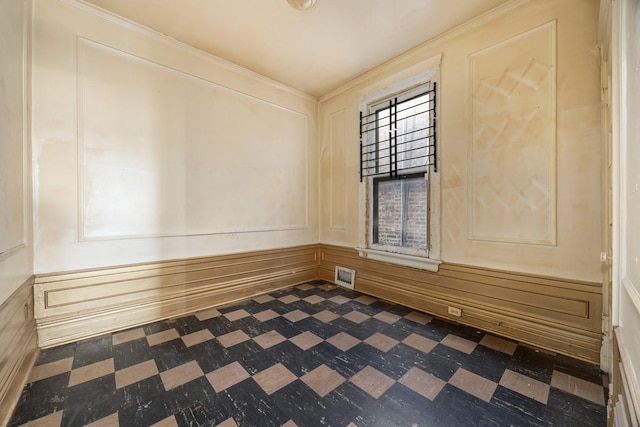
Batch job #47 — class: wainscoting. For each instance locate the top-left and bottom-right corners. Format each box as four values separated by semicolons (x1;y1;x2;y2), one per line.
33;243;603;360
318;244;603;364
34;245;319;349
0;277;38;427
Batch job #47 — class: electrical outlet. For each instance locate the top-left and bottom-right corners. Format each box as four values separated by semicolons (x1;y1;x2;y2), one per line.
448;306;462;317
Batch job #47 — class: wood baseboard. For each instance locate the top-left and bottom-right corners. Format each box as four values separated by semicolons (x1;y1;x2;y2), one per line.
319;244;603;363
0;277;39;426
35;245;319;348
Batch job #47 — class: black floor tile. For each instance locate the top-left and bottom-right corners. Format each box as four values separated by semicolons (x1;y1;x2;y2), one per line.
35;342;76;366
544;388;607;427
112;337;153;370
62;374;119;427
71;335;113;368
8;373;70;427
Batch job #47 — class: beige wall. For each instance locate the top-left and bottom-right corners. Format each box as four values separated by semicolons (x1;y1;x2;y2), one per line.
0;0;32;304
319;0;603;283
31;0;318;273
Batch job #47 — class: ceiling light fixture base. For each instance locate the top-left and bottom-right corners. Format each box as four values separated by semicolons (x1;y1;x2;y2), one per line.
287;0;318;11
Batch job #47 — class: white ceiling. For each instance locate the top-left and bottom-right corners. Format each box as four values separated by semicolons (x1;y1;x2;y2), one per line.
83;0;510;97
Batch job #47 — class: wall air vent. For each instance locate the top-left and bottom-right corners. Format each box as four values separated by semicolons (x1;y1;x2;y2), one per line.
334;266;356;289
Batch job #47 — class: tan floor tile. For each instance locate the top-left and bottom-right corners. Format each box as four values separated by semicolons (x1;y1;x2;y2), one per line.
404;311;432;325
440;334;477;354
253;363;297;395
402;333;438;354
253;294;275;304
253;309;280;322
115;359;159;389
68;358;115;387
373;311;401;324
283;309;310;322
350;366;395;399
25;411;64;427
499;369;550;404
160;361;204;391
195;307;221;321
146;329;180;347
326;332;361;352
278;295;300;304
551;370;605;405
29;357;74;383
480;334;518;355
216;418;238;427
281;421;298;427
296;284;315;291
112;328;145;346
303;295;325;304
318;284;336;291
223;309;251;322
290;331;323;350
398;367;447;401
328;295;351;305
253;330;287;349
364;333;399;352
449;368;497;402
150;416;179;427
301;364;346;397
354;295;377;305
346;424;358;427
181;329;215;347
85;412;119;427
343;311;370;324
313;310;339;323
206;361;251;392
217;330;251;348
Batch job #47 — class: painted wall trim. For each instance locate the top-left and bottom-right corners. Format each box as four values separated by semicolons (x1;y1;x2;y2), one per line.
57;0;318;102
356;247;441;272
319;244;603;363
0;276;38;427
34;245;319;348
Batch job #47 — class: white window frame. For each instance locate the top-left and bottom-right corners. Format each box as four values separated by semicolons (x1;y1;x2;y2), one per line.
356;58;441;272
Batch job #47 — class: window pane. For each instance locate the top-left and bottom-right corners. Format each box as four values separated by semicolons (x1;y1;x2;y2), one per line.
404;177;428;250
396;94;430;172
374;176;427;250
376;180;403;246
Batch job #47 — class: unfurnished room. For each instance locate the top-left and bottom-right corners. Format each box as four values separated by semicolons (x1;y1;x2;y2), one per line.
0;0;639;426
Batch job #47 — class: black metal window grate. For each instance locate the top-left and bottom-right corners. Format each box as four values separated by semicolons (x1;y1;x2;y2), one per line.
359;82;437;182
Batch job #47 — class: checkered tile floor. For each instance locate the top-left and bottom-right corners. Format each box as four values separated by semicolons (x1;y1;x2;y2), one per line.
9;281;608;426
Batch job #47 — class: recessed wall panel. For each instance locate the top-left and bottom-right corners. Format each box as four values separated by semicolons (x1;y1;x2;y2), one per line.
0;0;26;257
78;39;309;240
469;22;556;245
329;110;347;230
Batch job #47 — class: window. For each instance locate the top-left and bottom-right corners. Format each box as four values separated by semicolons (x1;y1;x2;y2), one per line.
357;79;441;271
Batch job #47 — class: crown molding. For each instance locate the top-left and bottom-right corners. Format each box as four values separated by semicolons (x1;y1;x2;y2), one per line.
55;0;318;102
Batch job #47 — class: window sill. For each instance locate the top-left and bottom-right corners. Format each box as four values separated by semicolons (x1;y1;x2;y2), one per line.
356;247;441;272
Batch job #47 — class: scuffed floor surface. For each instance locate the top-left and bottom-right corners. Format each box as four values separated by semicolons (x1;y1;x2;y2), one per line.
9;280;608;426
